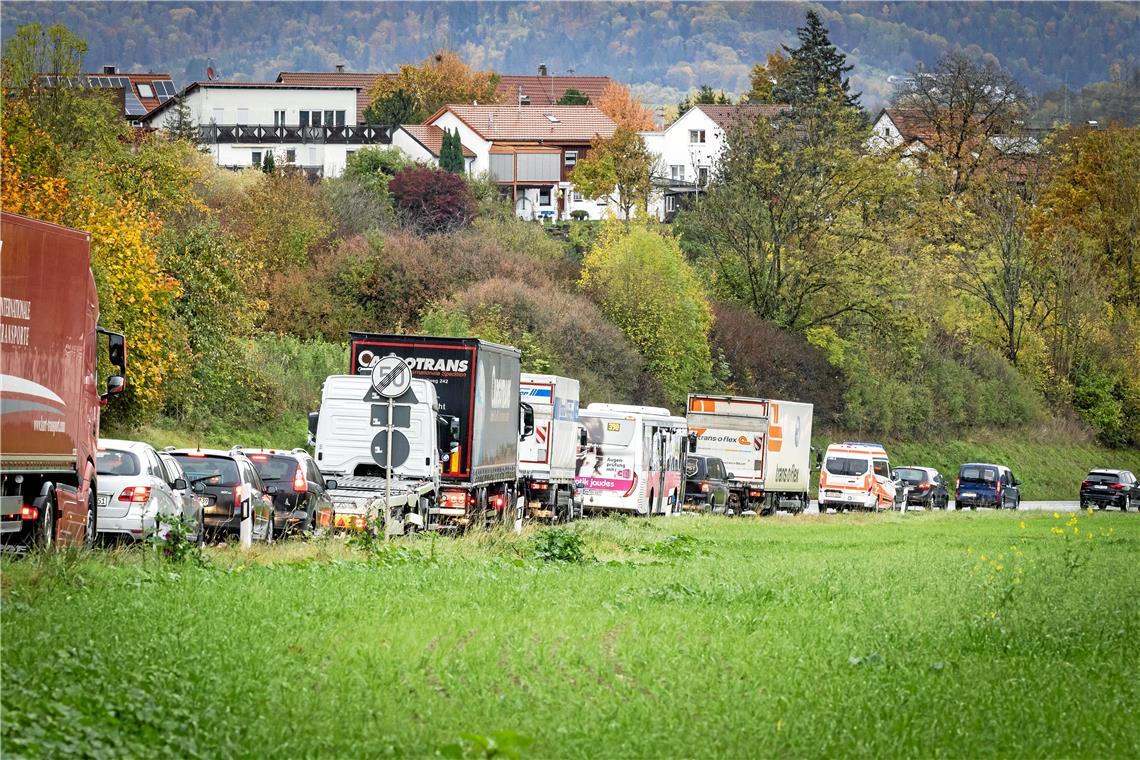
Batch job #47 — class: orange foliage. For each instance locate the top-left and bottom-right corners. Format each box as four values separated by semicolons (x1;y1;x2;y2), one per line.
595;81;657;131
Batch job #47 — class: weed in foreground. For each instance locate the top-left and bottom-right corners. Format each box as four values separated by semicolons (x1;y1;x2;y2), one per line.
439;730;534;759
530;527;586;563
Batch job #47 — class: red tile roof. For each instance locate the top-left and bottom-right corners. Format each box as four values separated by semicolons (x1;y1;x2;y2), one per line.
401;124;475;157
497;75;614;106
694;104;790;130
429;105;616;142
879;108;940;146
276;71;383;122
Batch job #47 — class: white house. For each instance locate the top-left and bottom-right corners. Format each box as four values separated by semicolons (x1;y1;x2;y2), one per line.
142;81;395;178
643;104;788;220
424;104;619;220
390;125;476;171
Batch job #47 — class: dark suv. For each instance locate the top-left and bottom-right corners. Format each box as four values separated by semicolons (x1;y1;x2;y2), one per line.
1080;470;1138;511
956;463;1021;510
893;466;950;510
245;448;333;533
684;456;733;513
171;449;275;542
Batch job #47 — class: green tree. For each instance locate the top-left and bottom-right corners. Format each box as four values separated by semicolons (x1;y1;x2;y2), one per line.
746;52;793;104
365;51;500;126
261;149;276;174
363;88;417;125
580;225;714;403
556;88;589;105
677;84;731;116
343;146;414;199
166;94;199;143
569;128;654;220
773;10;859;108
439;128;464;173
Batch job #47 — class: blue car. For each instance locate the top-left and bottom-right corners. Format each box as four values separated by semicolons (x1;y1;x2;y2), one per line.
955;463;1021;510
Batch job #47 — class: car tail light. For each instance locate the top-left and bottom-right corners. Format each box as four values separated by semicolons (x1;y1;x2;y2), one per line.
491;494;505;509
233;484;243;505
700;482;710;493
917;482;931;490
293;466;308;492
749;490;763;498
1080;480;1092;488
187;451;206;457
21;506;38;521
997;481;1002;496
1110;483;1126;491
622;472;640;498
117;486;152;503
530;482;548;491
354;517;366;530
441;490;470;508
956;478;960;491
250;454;269;461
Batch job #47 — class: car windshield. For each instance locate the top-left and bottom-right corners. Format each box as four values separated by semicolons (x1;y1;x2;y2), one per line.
173;455;240;487
960;466;997;483
1085;472;1121;484
825;457;868;477
249;454;296;482
894;467;927;484
97;449;140;476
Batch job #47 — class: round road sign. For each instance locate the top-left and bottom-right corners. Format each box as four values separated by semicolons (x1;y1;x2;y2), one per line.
370;355;413;398
371;429;410;469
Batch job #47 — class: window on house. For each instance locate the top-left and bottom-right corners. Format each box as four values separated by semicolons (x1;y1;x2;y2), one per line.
299;111;309;127
311;111;322;127
665;195;676;213
564;150;577;168
335;110;346;127
544;114;560;123
308;146;317;165
572;191;583;202
324;110;334;127
286;148;296;163
670;165;684;181
236;108;249;125
211;107;224;124
251;151;262;166
136;83;154;99
698;167;709;186
538;187;552;206
689;129;706;144
274;110;286;126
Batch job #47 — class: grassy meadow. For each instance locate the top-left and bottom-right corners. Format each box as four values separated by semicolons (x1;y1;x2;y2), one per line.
3;512;1137;758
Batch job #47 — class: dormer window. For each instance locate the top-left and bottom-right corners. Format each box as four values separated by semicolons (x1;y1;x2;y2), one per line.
544;114;560;123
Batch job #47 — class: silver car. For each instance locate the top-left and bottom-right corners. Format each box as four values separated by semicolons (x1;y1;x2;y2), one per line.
96;439;185;541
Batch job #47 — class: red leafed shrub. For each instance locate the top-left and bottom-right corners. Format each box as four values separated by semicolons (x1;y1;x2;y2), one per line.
388;166;476;233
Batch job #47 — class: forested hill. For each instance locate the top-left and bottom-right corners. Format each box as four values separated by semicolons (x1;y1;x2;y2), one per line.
3;1;1136;109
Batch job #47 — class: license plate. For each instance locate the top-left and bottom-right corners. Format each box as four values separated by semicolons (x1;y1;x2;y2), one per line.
197;496;211;507
1095;485;1108;490
960;492;975;498
97;495;110;507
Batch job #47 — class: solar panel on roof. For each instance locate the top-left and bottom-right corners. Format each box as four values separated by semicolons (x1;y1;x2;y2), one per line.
125;93;146;115
157;81;176;96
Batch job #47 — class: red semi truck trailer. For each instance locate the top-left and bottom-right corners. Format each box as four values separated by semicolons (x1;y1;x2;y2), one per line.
0;212;126;549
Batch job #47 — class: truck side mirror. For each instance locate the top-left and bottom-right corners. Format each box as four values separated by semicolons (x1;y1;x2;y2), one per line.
324;479;338;491
578;427;588;448
815;450;823;469
307;411;319;438
686;432;698;452
521;403;535;439
101;375;125;402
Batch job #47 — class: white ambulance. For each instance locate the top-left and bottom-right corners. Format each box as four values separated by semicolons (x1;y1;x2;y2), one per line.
518;373;580;521
575;403;687;516
817;442;897;512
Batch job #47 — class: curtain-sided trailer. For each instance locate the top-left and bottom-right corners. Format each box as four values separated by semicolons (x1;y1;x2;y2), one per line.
518;373;580;522
686;394;813;514
575;403;686;516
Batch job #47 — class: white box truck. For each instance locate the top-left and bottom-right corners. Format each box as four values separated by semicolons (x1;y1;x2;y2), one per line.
518;373;581;522
686;394;814;514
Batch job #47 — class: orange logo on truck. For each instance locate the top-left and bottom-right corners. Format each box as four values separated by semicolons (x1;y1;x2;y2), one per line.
767;403;783;453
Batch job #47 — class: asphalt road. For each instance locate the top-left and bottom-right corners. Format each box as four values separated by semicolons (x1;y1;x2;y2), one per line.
799;499;1104;515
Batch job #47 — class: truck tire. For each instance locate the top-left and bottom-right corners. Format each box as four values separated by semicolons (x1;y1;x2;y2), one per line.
34;488;55;549
84;486;97;549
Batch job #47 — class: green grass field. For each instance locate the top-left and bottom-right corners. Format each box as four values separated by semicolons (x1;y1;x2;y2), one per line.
3;511;1138;758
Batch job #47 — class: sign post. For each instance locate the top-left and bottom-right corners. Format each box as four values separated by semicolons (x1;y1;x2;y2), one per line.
370;355;413;538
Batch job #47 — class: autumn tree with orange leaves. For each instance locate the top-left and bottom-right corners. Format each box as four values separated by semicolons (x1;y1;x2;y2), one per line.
595;81;657;131
365;50;501;125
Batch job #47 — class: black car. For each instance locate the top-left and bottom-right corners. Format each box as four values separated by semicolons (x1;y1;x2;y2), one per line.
171;449;274;542
893;466;950;509
246;448;333;533
684;456;733;513
1080;469;1139;511
956;463;1021;510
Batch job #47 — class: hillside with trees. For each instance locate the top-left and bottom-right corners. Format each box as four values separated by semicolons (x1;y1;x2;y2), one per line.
3;18;1138;453
2;2;1137;114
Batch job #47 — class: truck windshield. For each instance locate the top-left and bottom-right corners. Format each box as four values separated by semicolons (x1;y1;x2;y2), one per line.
97;449;140;476
173;455;240;487
960;466;997;483
825;457;868;477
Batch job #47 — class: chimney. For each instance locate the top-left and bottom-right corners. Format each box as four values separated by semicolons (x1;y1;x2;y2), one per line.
103;65;117;75
335;64;345;74
538;63;548;77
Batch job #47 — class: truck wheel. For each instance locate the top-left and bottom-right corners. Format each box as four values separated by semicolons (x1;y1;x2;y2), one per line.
34;489;55;549
84;487;97;549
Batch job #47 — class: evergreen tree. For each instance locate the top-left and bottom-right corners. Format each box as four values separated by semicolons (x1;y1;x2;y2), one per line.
556;87;590;105
167;94;199;143
677;84;732;116
773;10;860;108
261;150;276;174
439;128;464;173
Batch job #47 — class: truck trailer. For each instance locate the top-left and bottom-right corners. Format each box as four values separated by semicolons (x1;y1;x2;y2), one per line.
336;333;524;530
686;394;813;514
518;373;581;522
0;212;126;549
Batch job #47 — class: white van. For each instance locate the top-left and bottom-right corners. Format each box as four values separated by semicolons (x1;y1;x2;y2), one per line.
817;442;896;511
575;403;687;515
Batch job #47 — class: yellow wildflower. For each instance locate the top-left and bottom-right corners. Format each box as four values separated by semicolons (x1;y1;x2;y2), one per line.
1053;512;1061;519
1020;521;1025;529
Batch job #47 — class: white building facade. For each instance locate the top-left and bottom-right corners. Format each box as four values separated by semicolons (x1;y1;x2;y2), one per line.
143;82;395;178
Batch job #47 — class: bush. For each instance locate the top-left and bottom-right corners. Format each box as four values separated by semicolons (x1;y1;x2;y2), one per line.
343;146;414;200
531;527;586;563
570;210;589;221
389;166;476;234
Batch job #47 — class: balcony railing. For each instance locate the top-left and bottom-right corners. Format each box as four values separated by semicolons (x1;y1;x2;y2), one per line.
197;124;394;145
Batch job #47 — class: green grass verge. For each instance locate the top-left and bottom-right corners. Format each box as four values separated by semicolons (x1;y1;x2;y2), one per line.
3;512;1138;757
